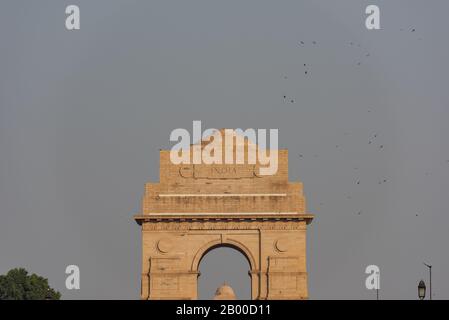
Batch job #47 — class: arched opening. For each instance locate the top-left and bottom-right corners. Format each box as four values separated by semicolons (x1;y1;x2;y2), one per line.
197;244;251;300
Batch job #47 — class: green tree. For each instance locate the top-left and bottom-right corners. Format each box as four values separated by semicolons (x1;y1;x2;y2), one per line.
0;268;61;300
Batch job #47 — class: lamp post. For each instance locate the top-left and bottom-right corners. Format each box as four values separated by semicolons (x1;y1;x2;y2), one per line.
418;280;426;300
423;262;432;300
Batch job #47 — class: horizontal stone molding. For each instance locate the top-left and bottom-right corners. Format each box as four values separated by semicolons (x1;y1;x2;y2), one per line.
139;219;310;231
157;193;287;197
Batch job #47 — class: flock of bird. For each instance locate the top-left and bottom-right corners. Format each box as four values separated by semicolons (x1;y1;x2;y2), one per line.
281;27;447;218
283;36;372;104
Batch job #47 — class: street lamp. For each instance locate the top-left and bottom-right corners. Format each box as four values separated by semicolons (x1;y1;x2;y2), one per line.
423;262;432;300
418;280;426;300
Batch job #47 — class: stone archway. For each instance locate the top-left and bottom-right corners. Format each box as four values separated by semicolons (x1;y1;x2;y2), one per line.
192;239;258;299
196;244;252;300
192;240;256;274
134;130;314;300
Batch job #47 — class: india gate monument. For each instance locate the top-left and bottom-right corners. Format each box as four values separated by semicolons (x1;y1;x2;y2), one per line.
134;129;314;299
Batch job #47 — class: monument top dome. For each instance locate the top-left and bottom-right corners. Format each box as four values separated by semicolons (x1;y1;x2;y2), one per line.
213;282;236;300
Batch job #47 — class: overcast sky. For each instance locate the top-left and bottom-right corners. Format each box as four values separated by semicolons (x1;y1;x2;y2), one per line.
1;0;448;299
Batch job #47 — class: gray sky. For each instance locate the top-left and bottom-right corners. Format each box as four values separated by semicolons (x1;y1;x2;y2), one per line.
1;0;449;299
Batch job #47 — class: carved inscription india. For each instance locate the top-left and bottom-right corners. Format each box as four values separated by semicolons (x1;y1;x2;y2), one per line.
179;165;258;179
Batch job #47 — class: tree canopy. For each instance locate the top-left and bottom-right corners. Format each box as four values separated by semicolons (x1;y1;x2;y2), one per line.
0;268;61;300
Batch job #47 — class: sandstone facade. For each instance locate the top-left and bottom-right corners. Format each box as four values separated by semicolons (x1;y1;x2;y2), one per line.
134;130;313;299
